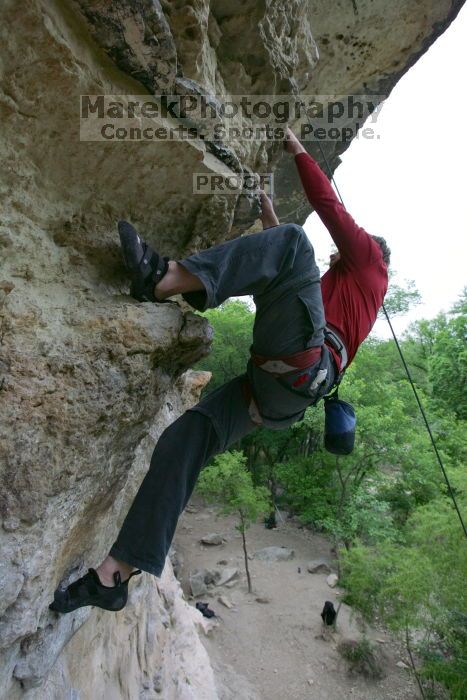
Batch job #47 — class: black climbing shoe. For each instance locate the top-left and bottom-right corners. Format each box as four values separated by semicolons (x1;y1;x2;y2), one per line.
49;567;142;614
118;220;169;302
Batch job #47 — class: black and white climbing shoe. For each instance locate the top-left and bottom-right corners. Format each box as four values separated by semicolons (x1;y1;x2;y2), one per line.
118;220;169;302
49;567;142;614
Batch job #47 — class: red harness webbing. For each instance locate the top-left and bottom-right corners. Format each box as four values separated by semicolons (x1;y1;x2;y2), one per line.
250;346;322;376
243;345;323;426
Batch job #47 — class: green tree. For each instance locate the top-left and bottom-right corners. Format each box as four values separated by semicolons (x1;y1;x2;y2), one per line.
341;485;467;699
381;275;422;317
197;451;270;593
196;300;253;392
402;288;467;419
428;290;467;420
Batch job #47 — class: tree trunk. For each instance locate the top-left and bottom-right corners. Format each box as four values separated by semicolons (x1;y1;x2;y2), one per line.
335;458;351;551
239;511;253;593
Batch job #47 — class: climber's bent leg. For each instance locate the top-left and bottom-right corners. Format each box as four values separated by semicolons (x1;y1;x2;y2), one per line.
154;260;205;300
179;223;316;311
108;375;257;576
119;220;317;312
118;220;207;302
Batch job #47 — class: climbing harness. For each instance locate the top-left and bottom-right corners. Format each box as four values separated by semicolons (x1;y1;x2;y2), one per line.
243;344;329;426
251;346;322;375
324;325;348;372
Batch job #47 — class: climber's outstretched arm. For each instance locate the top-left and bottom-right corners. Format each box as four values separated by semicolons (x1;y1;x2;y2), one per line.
285;128;375;267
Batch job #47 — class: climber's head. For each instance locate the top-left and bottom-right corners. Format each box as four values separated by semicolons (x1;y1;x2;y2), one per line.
329;238;391;267
371;235;391;266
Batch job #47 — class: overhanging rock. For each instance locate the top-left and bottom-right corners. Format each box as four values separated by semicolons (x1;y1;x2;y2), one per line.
0;0;464;697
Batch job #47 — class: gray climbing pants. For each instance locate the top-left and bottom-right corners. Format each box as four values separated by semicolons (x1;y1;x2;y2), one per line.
109;224;336;575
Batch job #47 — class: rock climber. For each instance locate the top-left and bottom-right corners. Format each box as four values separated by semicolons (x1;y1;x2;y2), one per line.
49;127;390;613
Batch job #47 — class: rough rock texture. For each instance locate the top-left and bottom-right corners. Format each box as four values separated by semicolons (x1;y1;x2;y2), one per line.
0;0;464;697
12;564;219;700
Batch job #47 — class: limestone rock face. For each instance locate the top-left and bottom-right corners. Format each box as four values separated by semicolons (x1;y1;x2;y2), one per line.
0;0;463;697
11;565;219;700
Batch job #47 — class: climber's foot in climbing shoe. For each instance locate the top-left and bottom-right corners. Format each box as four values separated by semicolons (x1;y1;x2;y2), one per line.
49;567;142;614
118;220;169;302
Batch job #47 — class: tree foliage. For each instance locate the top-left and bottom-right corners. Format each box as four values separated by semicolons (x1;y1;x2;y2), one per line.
195;300;253;393
380;275;422;317
193;286;466;695
341;489;467;699
197;450;270;592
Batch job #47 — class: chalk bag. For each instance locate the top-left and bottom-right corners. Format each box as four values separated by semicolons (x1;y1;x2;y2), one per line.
324;391;356;455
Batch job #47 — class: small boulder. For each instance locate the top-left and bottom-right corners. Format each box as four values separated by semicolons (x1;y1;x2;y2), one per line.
326;573;338;588
254;546;295;562
218;595;233;609
213;567;239;587
307;559;332;574
189;570;208;597
224;579;239;588
189;568;216;597
200;533;224;546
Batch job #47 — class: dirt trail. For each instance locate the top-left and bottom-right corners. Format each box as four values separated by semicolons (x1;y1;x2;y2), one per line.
174;498;418;700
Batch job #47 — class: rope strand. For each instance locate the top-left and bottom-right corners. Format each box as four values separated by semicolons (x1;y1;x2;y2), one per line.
382;306;467;537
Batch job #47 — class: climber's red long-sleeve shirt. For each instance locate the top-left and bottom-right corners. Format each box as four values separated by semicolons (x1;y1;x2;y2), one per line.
295;152;388;370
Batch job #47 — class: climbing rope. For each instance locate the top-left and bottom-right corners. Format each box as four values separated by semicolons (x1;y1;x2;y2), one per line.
381;305;467;537
310;133;466;538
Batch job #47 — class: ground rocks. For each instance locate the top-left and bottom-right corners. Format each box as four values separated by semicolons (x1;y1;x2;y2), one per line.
190;569;212;597
218;596;233;609
254;546;295;562
214;568;239;587
307;559;333;574
189;567;239;596
201;533;225;546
